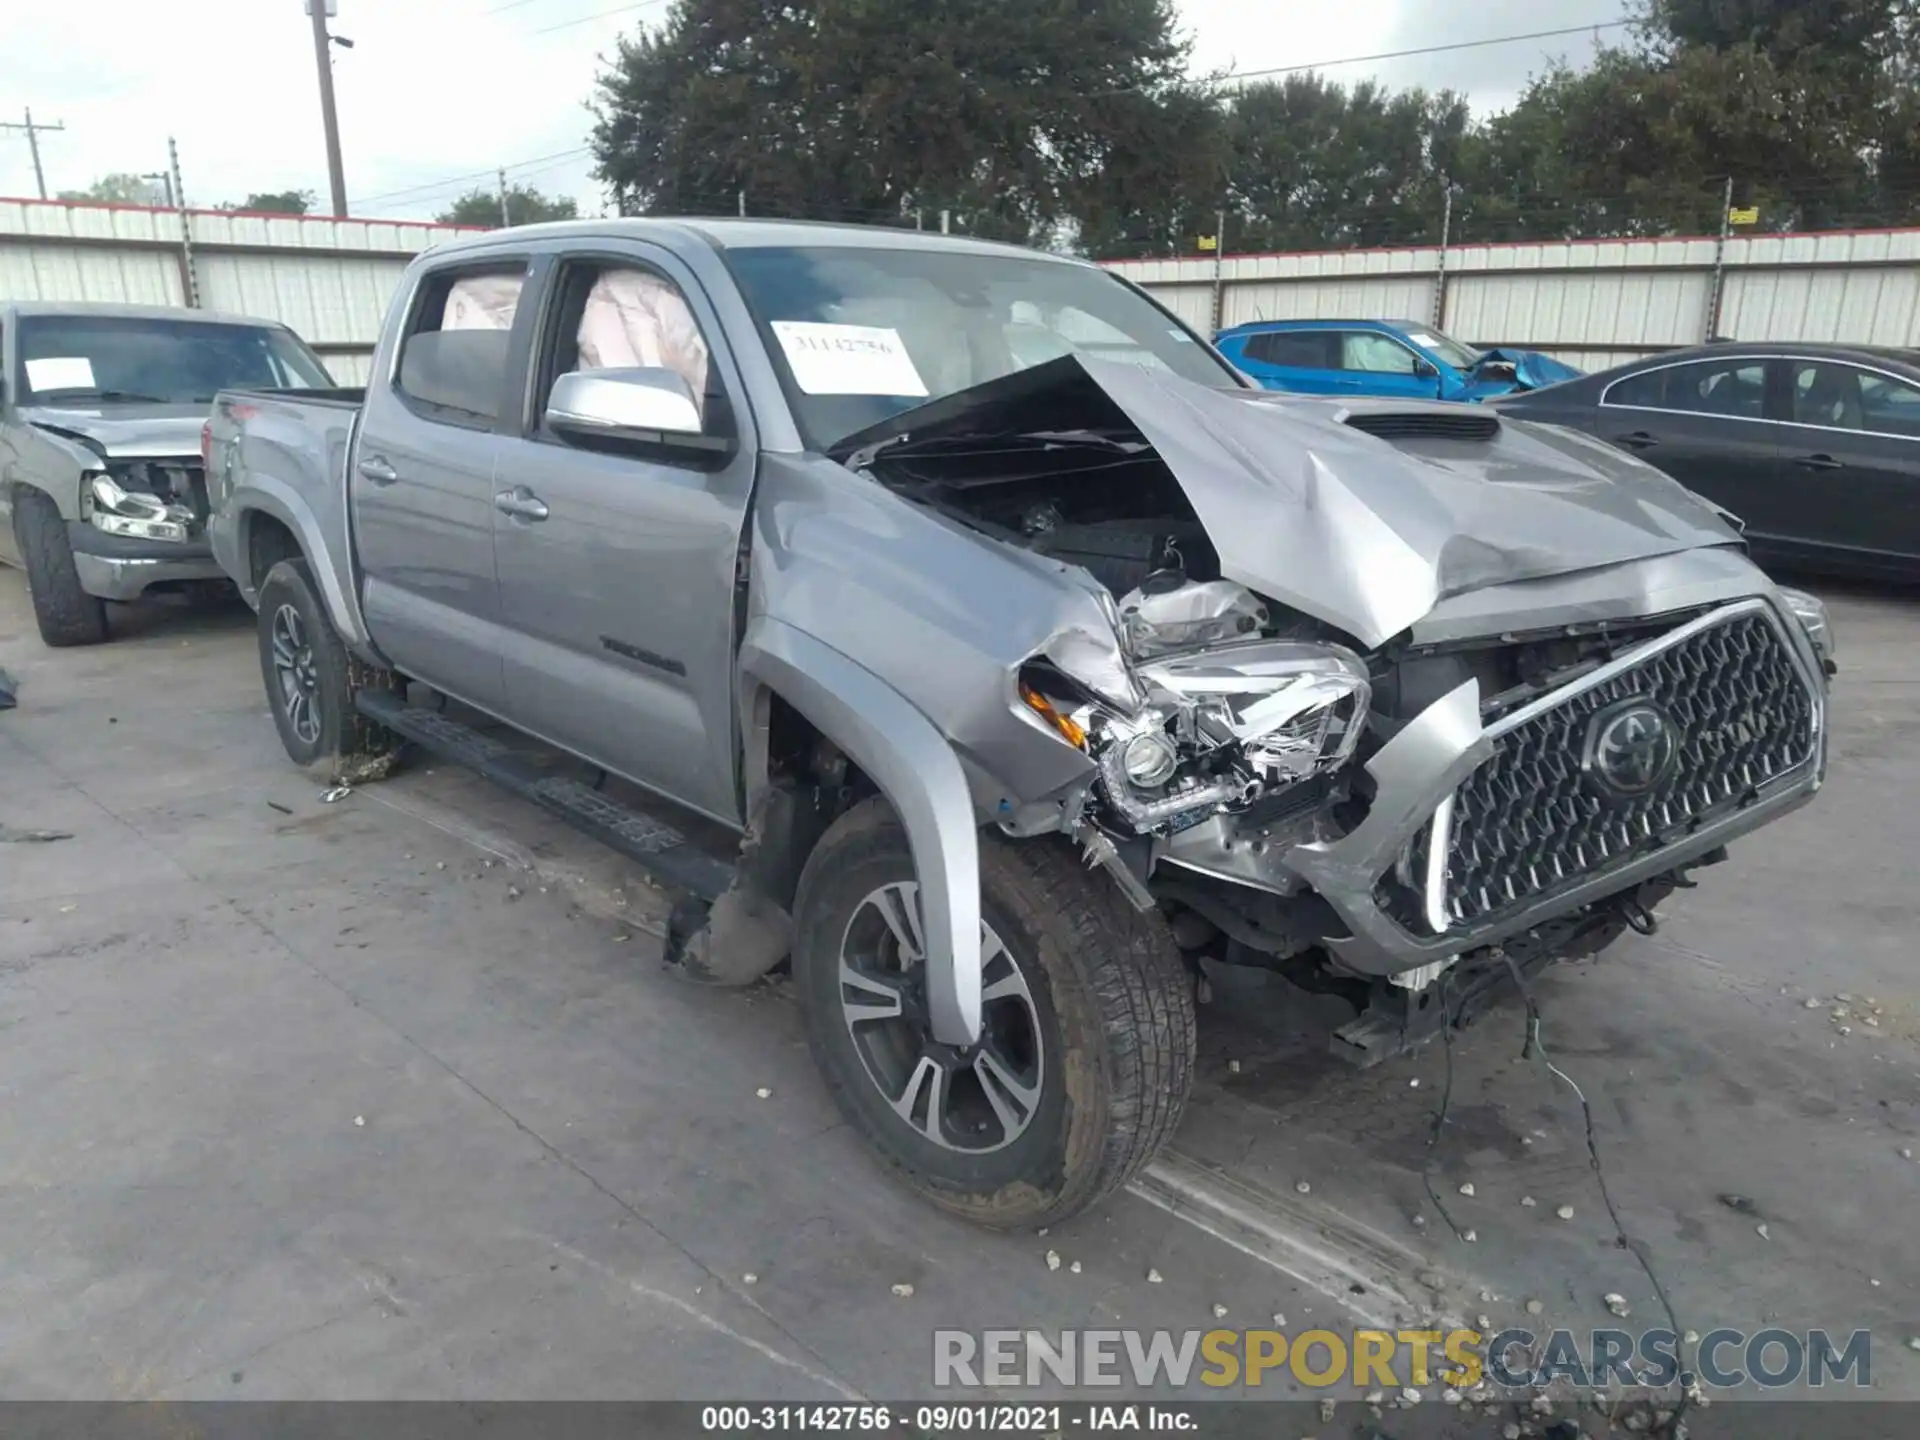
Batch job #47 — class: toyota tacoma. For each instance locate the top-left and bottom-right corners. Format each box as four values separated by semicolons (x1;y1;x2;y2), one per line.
204;220;1832;1227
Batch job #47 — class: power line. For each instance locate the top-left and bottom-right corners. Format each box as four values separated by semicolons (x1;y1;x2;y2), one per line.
531;0;666;35
1212;18;1633;85
487;0;545;11
350;146;591;208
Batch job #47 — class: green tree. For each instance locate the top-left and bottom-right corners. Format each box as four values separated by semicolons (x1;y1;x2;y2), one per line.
57;173;165;205
223;189;317;215
436;185;579;227
592;0;1199;246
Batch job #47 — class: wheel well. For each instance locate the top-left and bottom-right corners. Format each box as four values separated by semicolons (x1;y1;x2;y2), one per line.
245;512;304;594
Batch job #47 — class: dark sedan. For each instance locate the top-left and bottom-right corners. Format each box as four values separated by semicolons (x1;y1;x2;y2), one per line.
1494;342;1920;581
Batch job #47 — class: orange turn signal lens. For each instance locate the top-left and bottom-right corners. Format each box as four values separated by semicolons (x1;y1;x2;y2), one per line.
1021;683;1087;749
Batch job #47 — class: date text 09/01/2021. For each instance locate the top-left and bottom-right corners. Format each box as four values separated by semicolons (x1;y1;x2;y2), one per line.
701;1405;1198;1432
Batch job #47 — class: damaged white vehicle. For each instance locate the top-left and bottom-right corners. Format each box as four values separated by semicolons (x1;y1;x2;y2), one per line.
205;221;1833;1227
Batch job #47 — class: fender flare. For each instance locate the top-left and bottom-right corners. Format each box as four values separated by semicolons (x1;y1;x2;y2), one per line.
232;480;373;654
738;616;983;1046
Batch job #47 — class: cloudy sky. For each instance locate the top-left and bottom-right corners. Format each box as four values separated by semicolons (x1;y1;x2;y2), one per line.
0;0;1626;223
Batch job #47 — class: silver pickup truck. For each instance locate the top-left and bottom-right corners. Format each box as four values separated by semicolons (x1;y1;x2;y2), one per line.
1;301;337;645
206;219;1833;1227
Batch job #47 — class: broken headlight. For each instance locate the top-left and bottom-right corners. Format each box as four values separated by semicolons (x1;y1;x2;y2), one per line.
80;471;193;543
1776;586;1835;666
1091;640;1372;836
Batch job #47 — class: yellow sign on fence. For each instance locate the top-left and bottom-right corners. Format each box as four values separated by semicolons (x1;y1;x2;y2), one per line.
1729;206;1760;225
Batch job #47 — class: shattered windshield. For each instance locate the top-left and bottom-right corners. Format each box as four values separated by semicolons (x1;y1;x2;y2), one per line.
722;245;1239;449
15;315;333;405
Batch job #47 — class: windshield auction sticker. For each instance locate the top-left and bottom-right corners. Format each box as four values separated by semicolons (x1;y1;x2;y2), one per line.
772;321;929;397
25;356;96;392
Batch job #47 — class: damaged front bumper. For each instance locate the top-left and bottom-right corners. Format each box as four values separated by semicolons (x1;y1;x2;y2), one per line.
1281;597;1828;978
67;522;225;601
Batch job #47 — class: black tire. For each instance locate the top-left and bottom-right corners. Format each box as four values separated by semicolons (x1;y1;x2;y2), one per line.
793;797;1195;1229
12;490;108;647
256;558;389;772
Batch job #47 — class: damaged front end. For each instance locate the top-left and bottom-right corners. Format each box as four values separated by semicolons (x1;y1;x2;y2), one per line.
835;355;1830;1063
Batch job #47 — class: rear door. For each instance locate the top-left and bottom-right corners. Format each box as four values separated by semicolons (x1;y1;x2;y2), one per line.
1230;329;1342;393
489;244;758;826
1332;329;1444;400
1768;357;1920;571
1594;356;1782;533
352;258;532;710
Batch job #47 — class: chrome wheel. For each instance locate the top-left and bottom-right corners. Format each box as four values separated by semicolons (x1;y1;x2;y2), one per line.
837;882;1045;1154
269;603;322;747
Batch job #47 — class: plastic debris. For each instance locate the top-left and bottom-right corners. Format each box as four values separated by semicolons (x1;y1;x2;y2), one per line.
1212;1303;1228;1318
1227;1059;1242;1075
1756;1223;1771;1240
743;1273;758;1285
891;1283;914;1298
1070;1261;1082;1274
1275;1313;1288;1327
1803;997;1824;1009
1526;1299;1545;1316
1046;1250;1062;1272
1296;1180;1312;1195
755;1087;772;1099
1463;1229;1479;1243
1556;1204;1576;1220
1458;1182;1476;1197
1604;1293;1631;1318
1147;1268;1163;1284
1319;1398;1336;1423
353;1116;365;1127
320;785;352;804
1521;1195;1538;1207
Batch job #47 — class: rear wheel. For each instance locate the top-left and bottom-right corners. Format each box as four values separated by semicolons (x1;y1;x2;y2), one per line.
793;798;1195;1228
13;490;107;647
256;558;389;773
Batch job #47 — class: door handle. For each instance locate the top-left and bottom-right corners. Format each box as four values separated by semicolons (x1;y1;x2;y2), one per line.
1793;453;1843;471
1613;431;1659;450
357;455;399;485
494;489;549;522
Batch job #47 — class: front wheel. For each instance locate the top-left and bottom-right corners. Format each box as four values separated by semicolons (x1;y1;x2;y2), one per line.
13;490;107;647
793;799;1196;1228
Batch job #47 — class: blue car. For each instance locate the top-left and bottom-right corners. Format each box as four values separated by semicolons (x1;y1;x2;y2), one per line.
1215;318;1583;402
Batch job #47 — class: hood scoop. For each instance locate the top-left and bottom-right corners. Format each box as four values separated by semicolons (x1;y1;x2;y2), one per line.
1342;409;1500;442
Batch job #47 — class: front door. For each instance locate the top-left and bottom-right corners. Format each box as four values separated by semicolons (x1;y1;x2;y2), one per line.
490;247;757;826
1767;357;1920;572
351;261;532;711
1332;330;1444;401
1593;355;1782;535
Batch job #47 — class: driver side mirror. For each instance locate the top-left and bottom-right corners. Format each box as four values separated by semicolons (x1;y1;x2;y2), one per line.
1412;358;1439;379
545;367;733;465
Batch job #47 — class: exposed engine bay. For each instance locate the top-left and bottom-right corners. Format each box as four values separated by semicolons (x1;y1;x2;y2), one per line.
847;417;1376;859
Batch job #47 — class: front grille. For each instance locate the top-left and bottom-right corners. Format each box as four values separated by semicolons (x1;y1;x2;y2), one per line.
1430;608;1818;928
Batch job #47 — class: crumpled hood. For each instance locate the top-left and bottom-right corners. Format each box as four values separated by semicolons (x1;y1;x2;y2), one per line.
837;356;1744;650
21;403;210;460
1077;358;1744;646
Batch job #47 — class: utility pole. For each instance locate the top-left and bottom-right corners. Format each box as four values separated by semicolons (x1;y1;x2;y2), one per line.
1209;206;1227;335
0;108;64;199
307;0;349;217
169;136;200;308
1704;175;1736;342
1431;181;1454;331
498;166;511;227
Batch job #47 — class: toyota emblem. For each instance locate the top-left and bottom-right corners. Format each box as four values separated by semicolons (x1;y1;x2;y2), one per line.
1583;698;1679;800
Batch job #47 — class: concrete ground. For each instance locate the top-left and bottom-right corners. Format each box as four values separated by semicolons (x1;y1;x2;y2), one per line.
1;568;1917;1426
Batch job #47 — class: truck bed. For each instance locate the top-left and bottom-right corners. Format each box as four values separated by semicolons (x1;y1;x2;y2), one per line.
206;386;366;631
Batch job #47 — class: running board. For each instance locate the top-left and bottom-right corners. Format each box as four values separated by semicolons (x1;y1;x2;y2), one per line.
354;690;735;902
